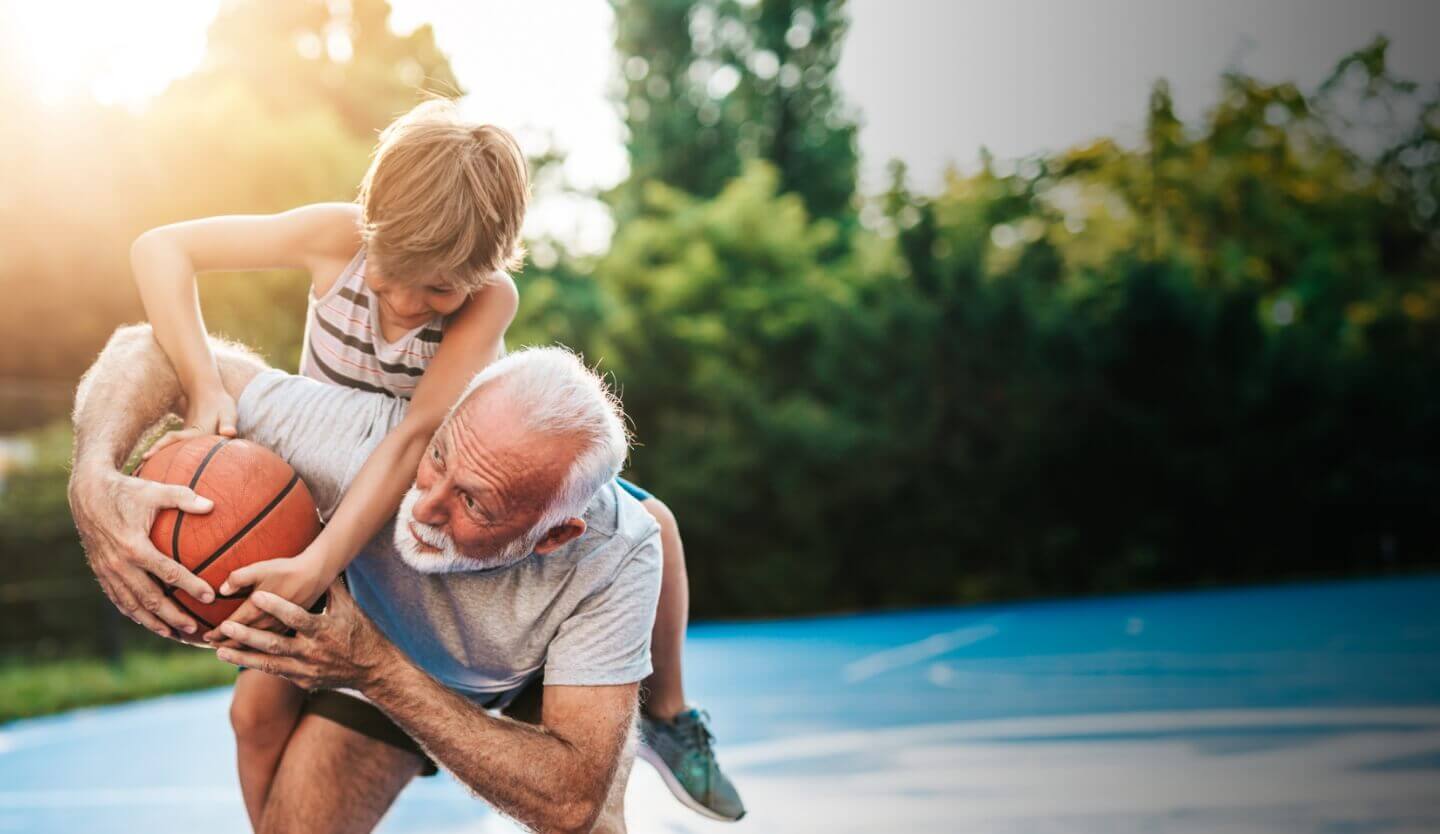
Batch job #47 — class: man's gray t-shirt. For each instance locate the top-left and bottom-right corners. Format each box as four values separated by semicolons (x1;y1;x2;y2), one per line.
235;369;662;705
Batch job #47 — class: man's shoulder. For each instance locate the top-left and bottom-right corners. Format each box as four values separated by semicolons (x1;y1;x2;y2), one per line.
564;481;662;579
578;480;659;546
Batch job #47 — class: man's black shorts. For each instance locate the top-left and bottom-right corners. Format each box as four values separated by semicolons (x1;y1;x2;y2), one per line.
297;673;546;778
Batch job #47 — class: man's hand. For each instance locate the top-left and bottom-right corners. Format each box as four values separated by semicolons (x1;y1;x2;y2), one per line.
68;467;217;639
214;582;395;691
203;552;335;646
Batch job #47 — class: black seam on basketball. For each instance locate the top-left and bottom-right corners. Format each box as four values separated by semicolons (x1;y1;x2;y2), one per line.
170;438;231;566
171;595;216;631
189;473;302;578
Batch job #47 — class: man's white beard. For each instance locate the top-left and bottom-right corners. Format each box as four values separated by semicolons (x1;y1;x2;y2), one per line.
392;487;537;574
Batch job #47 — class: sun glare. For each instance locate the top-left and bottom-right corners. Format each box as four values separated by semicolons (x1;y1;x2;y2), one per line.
4;0;219;107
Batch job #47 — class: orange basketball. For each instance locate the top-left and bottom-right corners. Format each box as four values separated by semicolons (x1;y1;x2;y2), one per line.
135;435;322;630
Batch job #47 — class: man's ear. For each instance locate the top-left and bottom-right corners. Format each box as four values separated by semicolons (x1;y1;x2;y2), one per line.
533;518;586;555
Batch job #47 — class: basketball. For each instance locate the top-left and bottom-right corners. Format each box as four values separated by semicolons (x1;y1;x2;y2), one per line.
135;434;322;630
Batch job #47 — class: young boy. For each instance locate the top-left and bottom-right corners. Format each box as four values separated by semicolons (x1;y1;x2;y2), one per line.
131;99;743;824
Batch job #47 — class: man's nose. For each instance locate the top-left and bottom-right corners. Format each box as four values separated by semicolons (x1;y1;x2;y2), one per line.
411;486;448;525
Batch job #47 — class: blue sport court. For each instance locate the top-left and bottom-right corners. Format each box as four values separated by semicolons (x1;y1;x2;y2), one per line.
2;574;1438;833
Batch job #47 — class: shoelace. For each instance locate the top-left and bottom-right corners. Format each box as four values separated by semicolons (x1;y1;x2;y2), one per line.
680;709;717;759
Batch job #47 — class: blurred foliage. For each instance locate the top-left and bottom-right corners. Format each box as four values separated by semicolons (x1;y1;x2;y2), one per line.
609;0;858;224
0;648;236;723
173;0;461;137
572;33;1440;615
1;0;1438;665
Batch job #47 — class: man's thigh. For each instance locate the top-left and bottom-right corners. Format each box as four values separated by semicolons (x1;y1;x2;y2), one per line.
260;711;424;834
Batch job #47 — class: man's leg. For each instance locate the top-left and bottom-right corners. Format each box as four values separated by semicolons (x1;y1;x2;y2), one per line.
231;671;307;828
259;711;423;834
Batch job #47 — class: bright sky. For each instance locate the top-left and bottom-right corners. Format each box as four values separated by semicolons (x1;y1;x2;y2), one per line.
4;0;1437;248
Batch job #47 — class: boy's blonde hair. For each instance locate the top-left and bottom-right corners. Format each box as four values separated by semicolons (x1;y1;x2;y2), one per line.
358;99;529;292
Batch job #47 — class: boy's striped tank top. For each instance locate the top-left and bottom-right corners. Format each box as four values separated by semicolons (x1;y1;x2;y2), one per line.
299;249;445;399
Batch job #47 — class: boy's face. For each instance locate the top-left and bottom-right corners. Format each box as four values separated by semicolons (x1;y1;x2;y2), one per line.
365;266;468;325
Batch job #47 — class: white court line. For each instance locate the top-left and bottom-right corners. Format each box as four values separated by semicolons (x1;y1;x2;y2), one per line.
842;619;1001;683
5;707;1440;828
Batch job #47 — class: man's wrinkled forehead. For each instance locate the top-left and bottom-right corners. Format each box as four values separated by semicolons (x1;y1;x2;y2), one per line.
442;372;502;433
433;386;578;502
440;378;508;445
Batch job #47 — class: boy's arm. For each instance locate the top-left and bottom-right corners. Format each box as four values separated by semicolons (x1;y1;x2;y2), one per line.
207;276;520;641
131;204;361;438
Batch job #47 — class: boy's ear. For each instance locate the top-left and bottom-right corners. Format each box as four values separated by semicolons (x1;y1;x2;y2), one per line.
533;518;587;554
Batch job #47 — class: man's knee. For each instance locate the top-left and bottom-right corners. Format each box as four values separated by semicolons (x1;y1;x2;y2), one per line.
230;693;291;749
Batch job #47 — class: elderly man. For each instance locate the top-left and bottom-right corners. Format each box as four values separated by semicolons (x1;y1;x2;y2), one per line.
67;324;662;834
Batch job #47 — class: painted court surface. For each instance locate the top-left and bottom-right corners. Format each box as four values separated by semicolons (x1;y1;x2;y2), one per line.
2;575;1439;833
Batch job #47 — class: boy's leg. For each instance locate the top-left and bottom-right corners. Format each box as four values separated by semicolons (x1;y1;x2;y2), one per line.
625;489;745;822
640;496;689;720
231;670;307;829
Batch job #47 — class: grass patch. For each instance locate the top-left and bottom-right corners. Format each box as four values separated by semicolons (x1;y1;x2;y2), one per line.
0;648;238;724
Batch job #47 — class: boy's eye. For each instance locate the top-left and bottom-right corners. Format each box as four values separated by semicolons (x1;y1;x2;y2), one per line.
428;285;455;295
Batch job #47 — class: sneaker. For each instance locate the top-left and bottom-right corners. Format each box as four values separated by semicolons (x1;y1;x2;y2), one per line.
638;706;746;821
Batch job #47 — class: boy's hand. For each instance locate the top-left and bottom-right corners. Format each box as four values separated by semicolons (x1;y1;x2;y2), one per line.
203;551;335;646
142;387;239;460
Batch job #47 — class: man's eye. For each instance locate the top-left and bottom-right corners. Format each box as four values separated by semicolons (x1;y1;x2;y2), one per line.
430;446;443;466
462;493;477;511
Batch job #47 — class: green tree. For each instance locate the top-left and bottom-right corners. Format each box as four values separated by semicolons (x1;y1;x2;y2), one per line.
595;164;863;612
593;40;1440;616
610;0;859;223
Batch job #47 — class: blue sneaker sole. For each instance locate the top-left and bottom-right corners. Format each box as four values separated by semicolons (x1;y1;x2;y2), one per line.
636;742;745;822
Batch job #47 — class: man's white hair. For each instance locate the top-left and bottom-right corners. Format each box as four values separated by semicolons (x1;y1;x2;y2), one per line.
450;346;630;533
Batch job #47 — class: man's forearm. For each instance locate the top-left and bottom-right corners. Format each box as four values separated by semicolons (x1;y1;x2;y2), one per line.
365;660;623;833
71;325;187;476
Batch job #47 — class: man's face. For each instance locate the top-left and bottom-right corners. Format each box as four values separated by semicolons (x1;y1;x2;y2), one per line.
393;392;578;573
